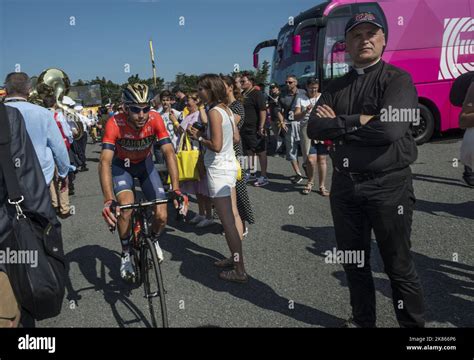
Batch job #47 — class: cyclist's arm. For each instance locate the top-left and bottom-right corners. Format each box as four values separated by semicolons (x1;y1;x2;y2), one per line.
161;143;180;191
99;118;118;202
99;148;115;202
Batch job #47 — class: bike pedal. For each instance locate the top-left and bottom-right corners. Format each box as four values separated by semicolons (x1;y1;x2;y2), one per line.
145;291;159;299
123;274;136;284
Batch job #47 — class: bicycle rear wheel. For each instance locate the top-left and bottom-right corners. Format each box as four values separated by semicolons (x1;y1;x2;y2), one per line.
142;237;169;328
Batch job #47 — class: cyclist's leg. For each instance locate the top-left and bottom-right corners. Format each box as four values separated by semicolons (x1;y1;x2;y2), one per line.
112;162;136;248
112;161;137;279
116;191;134;240
140;156;167;235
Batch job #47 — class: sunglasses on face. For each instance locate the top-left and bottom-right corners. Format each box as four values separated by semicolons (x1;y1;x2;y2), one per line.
128;105;151;114
286;81;295;84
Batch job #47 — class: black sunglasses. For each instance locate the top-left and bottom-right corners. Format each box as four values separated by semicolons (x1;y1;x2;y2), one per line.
128;105;151;114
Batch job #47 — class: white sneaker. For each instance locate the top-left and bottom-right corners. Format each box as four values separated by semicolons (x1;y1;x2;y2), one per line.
196;218;215;228
153;240;164;263
254;176;269;187
244;172;257;183
189;214;205;225
120;252;135;282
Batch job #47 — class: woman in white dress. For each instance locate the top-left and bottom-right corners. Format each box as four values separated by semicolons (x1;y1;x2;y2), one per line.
188;74;248;283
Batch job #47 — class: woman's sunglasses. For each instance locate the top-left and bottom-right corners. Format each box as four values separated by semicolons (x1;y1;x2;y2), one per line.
128;105;151;114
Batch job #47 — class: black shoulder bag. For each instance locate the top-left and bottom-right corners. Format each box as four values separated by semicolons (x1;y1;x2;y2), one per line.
0;103;66;320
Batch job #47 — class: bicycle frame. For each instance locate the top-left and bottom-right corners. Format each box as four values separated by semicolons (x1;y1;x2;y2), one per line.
118;198;169;327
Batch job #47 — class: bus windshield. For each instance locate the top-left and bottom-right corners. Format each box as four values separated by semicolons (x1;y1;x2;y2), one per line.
271;26;319;86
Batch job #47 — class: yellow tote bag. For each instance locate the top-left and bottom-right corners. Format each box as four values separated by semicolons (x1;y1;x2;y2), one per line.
236;157;243;181
168;134;200;183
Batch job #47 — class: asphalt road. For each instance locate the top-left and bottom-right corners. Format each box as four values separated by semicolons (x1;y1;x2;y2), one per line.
39;135;473;328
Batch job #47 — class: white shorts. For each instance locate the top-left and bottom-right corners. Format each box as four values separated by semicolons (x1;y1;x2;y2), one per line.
206;167;237;198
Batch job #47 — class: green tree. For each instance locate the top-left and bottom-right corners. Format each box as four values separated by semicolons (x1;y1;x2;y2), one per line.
234;60;271;87
255;60;271;85
72;79;87;86
173;73;199;92
122;74;164;95
88;76;121;105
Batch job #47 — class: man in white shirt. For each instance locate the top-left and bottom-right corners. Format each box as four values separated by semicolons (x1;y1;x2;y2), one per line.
294;77;329;196
158;91;181;150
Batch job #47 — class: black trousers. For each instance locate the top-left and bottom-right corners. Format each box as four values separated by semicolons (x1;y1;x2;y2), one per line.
71;141;83;168
77;132;88;167
463;166;474;186
330;166;425;328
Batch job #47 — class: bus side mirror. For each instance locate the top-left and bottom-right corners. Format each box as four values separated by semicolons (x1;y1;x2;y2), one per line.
253;53;259;69
292;35;301;55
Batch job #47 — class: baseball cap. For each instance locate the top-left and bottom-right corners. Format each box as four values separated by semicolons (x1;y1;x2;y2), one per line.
269;83;279;89
345;12;385;35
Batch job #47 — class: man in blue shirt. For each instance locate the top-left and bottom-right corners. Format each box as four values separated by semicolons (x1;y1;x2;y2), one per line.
3;72;70;187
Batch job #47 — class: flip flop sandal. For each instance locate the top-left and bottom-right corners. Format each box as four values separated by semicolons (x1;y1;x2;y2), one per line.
319;186;330;197
302;182;314;195
218;269;249;284
214;257;234;268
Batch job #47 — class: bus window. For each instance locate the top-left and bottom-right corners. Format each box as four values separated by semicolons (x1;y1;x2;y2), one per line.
321;6;353;80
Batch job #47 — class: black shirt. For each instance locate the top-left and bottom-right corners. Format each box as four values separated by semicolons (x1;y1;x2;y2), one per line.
307;60;418;173
267;95;280;122
242;89;266;132
450;71;474;107
279;89;305;121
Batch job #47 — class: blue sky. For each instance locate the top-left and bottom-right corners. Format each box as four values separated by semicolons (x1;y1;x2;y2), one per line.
0;0;322;84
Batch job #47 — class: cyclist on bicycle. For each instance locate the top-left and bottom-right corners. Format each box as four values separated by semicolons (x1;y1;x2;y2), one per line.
99;83;186;281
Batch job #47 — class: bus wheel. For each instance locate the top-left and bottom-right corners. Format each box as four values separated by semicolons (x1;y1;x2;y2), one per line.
411;104;435;145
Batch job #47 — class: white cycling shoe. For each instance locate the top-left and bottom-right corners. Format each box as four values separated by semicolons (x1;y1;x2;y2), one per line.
120;252;135;282
153;240;164;263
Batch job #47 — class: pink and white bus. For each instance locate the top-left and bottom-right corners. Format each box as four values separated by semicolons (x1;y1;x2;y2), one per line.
253;0;473;144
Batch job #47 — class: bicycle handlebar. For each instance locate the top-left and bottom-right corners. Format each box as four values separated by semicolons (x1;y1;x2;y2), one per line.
108;193;186;233
118;198;170;210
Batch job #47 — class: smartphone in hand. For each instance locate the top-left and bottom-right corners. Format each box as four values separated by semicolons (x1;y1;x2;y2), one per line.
192;122;205;131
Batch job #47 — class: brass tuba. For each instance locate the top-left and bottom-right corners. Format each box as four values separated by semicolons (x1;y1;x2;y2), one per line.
30;68;84;140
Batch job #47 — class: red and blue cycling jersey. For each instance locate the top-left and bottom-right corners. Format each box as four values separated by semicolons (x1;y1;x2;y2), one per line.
102;112;171;163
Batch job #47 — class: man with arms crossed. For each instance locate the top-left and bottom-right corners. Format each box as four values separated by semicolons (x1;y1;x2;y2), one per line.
308;13;425;328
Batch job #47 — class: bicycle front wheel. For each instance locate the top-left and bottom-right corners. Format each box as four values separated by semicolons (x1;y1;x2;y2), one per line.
142;237;169;328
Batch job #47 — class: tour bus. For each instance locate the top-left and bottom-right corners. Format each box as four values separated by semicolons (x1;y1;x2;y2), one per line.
253;0;473;144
